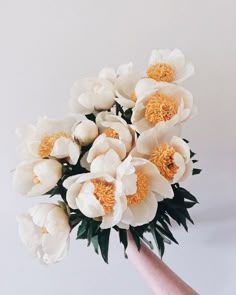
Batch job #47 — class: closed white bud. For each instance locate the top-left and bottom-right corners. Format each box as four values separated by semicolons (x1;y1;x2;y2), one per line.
73;120;98;145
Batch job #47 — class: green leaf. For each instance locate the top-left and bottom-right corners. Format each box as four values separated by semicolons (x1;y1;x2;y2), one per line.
177;187;198;203
190;150;196;158
156;224;178;244
180;208;194;224
129;227;141;251
87;220;101;246
119;229;128;250
192;159;198;163
85;113;96;122
150;224;165;257
162;214;171;225
184;201;197;209
192;168;202;175
166;209;188;231
77;219;88;239
69;214;82;229
98;229;111;264
91;235;99;254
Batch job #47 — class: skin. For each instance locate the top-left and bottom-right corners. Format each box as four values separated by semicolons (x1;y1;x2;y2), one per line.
126;232;198;295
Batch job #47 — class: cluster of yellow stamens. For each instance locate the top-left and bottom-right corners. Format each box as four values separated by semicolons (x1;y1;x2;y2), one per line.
41;227;48;234
144;92;178;125
92;179;115;214
130;91;137;102
104;128;119;139
32;175;41;184
127;171;149;205
149;143;178;181
38;132;72;158
147;63;175;82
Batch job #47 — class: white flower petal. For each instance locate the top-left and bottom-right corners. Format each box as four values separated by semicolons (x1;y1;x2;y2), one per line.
76;182;105;218
98;67;116;83
90;149;121;177
179;160;193;182
170;136;190;163
172;152;186;183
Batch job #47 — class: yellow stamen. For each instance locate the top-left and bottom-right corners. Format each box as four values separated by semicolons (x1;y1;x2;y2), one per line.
149;143;178;181
38;132;72;158
144;92;178;125
147;63;175;82
127;171;149;205
92;179;115;214
130;91;137;102
104;128;119;139
33;175;41;184
41;227;48;234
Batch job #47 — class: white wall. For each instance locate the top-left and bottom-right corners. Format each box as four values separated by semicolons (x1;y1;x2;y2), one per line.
0;0;235;294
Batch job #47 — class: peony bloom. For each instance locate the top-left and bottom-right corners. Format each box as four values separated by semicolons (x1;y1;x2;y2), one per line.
86;134;127;164
64;173;127;229
131;78;195;133
19;116;81;165
115;72;142;109
146;48;194;83
98;62;134;83
96;111;135;153
73;119;98;146
13;159;62;197
70;78;115;114
90;149;122;177
117;156;173;228
17;203;70;264
132;122;193;183
99;63;142;109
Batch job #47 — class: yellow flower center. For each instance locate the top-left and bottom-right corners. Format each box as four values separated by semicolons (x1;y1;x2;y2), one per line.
127;171;149;205
104;128;119;139
92;179;115;214
149;143;178;181
144;92;178;125
38;132;72;158
147;63;175;82
130;91;137;102
41;227;48;234
32;175;41;184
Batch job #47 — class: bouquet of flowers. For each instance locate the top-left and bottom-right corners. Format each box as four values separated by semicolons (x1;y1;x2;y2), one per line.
14;48;201;264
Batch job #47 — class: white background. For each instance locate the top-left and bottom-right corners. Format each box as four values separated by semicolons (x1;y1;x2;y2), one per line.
0;0;235;294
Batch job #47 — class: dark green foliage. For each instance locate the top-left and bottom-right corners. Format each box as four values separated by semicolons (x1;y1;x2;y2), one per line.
85;113;96;122
192;168;202;175
129;226;141;251
98;229;111;263
119;229;128;251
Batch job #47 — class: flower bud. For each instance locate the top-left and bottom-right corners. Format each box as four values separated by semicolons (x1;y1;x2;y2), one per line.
73;120;98;145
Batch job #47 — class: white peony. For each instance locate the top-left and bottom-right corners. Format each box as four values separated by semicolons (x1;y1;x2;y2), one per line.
13;159;62;197
147;48;194;83
64;173;127;229
90;149;122;177
98;62;134;83
70;78;115;114
131;78;195;133
19;116;81;165
96;111;135;153
86;133;127;164
115;72;142;109
17;203;70;264
73;119;98;145
132;122;193;183
117;156;173;228
99;63;142;109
